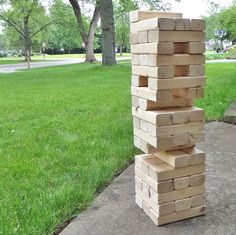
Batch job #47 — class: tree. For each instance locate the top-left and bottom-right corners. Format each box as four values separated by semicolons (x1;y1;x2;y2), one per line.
69;0;100;62
0;0;55;61
114;0;138;56
142;0;181;11
100;0;116;65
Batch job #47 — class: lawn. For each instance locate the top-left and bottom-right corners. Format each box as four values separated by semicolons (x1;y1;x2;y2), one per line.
0;62;235;235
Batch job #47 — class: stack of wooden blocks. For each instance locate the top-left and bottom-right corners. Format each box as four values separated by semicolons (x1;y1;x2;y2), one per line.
130;10;206;225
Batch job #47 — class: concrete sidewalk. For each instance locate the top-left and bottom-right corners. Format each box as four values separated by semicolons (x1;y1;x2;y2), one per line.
61;122;236;235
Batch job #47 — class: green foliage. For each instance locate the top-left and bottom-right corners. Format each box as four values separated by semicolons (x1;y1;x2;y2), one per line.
142;0;180;11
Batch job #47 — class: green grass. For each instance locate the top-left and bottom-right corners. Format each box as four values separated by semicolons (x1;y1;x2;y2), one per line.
0;59;51;65
0;62;235;235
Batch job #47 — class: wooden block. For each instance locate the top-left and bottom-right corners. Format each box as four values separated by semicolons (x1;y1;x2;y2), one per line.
137;135;194;154
131;54;139;65
174;42;205;54
129;10;182;23
135;166;174;193
138;97;193;110
148;30;205;43
138;31;148;43
131;75;148;87
132;96;139;107
142;180;150;197
189;107;205;122
139;54;148;66
147;54;205;66
190;19;206;31
190;131;205;143
191;195;206;208
156;205;206;225
134;135;141;149
175;198;191;212
172;87;204;99
175;18;191;30
148;76;205;91
189;42;205;54
190;173;205;186
129;33;138;44
174;176;190;190
196;87;204;98
133;116;140;128
132;65;174;78
130;18;176;33
140;154;205;182
174;65;189;77
131;42;174;54
135;194;143;209
154;184;205;204
143;120;204;138
135;154;155;170
172;109;189;124
154;150;191;168
131;87;172;102
135;175;143;190
189;65;205;76
182;147;205;165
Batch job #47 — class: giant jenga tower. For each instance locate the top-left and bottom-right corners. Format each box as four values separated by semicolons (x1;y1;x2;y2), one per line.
130;11;206;225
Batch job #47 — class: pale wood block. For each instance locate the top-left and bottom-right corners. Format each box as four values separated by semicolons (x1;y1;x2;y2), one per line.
183;147;205;165
174;176;190;190
189;42;205;54
190;173;205;186
189;107;205;122
142;180;150;197
134;135;141;149
148;76;205;91
132;96;139;107
131;54;139;65
133;116;140;128
196;87;204;98
138;31;148;43
134;127;157;147
130;18;176;33
135;175;143;190
172;133;189;146
135;154;155;170
189;65;205;76
175;18;191;30
131;86;172;102
132;65;149;77
154;150;191;168
142;154;205;182
129;33;138;44
135;194;143;209
156;205;206;226
148;30;205;43
129;10;182;23
190;19;206;31
172;87;204;99
158;185;205;204
172;109;189;124
139;54;148;66
147;54;205;66
131;42;174;54
135;166;174;193
138;97;193;110
190;131;205;143
138;136;194;154
191;195;206;208
151;121;204;138
131;75;148;87
174;42;205;54
175;198;191;212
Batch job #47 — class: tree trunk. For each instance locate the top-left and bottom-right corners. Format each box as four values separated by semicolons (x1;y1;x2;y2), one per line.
119;45;123;56
100;0;116;65
69;0;100;63
23;16;32;62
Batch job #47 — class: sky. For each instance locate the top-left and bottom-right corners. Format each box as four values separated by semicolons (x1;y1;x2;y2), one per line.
171;0;233;18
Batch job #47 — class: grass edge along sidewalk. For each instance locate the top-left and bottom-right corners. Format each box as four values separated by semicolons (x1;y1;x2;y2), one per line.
0;62;235;234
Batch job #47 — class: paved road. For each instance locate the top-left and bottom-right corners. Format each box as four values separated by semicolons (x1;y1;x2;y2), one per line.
0;58;235;73
0;57;129;73
61;122;236;235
